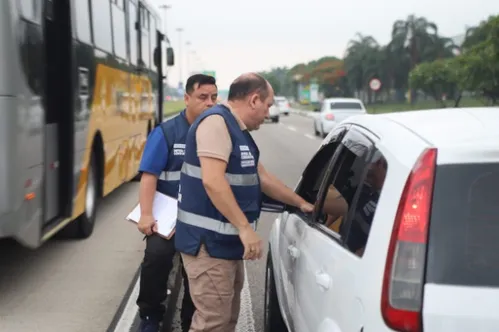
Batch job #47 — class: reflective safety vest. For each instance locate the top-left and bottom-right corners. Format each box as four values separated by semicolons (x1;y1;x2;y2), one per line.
155;110;189;198
175;105;262;260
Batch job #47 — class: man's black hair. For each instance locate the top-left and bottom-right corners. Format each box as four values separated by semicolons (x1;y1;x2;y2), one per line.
228;73;269;101
185;74;217;95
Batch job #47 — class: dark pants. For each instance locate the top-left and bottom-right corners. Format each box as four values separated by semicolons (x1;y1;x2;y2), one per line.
136;234;195;331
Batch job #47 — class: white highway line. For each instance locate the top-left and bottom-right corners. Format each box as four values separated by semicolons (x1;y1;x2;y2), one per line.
281;124;321;141
236;261;256;332
113;263;256;332
113;276;141;332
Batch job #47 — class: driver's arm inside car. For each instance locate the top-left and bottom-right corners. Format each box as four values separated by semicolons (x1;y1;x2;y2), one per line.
323;185;348;230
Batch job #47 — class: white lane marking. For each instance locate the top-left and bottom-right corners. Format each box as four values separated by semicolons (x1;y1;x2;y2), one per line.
287;126;297;132
113;276;141;332
236;262;256;332
304;134;316;140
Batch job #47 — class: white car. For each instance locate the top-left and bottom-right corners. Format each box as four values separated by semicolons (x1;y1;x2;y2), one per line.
275;96;291;115
313;98;366;137
268;104;280;123
262;107;499;332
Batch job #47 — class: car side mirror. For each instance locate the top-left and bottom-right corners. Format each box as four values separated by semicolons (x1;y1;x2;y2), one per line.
166;47;174;66
261;193;286;213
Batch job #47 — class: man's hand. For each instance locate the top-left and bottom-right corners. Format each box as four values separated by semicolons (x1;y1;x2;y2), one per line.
239;224;263;260
138;214;157;236
300;202;314;213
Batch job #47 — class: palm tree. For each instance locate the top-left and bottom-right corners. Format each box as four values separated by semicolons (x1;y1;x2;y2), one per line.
344;33;382;102
389;14;438;102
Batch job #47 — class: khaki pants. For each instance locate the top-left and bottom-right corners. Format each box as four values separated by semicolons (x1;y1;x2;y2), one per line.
181;245;244;332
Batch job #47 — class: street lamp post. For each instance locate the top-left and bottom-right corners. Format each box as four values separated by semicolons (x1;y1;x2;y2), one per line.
185;41;191;77
158;4;171;36
176;27;184;89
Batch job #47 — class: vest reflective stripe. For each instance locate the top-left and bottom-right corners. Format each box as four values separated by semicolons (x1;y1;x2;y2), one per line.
156;110;189;197
178;209;257;235
174;105;262;260
181;162;258;186
164;171;181;181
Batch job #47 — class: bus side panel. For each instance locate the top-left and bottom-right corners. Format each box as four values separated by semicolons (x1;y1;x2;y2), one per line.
70;56;153;220
70;39;94;220
0;1;45;248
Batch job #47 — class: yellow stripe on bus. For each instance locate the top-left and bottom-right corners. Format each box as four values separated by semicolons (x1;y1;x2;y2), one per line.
71;63;155;221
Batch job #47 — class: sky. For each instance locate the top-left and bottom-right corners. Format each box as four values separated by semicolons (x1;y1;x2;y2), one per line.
151;0;498;90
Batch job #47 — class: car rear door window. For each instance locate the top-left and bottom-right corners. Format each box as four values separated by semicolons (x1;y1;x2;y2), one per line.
313;127;388;257
426;163;499;287
329;102;363;110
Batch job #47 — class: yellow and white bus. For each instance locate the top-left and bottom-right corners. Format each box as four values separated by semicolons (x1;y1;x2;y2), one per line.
0;0;174;248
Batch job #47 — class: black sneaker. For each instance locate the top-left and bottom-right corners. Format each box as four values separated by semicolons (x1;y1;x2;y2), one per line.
139;317;160;332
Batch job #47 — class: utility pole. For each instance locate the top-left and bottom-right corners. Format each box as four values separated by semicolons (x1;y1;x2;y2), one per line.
176;27;184;89
158;4;171;36
185;41;191;77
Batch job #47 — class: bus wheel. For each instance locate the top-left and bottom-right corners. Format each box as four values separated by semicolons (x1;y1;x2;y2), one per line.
79;152;99;237
61;152;99;239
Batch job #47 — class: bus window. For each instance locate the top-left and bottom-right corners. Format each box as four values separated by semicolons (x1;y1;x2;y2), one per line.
74;0;92;44
111;0;127;60
128;1;138;65
149;15;157;72
91;0;113;53
140;8;150;68
18;0;41;23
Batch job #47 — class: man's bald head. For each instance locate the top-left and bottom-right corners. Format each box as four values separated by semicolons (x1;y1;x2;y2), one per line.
228;73;271;102
226;73;274;131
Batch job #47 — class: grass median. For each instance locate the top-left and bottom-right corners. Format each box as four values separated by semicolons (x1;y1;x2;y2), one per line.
294;97;488;115
163;100;185;117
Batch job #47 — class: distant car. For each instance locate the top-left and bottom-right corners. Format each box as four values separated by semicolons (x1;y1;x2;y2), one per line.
313;98;366;137
263;107;499;332
268;103;280;123
275;96;290;115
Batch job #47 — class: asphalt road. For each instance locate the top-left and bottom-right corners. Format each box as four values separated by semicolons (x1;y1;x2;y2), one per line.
169;111;322;332
0;110;320;332
0;181;146;331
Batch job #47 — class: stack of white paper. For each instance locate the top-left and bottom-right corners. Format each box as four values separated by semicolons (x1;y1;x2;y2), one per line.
126;191;178;239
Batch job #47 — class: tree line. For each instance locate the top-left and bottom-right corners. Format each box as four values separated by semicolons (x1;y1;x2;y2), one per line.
260;14;499;106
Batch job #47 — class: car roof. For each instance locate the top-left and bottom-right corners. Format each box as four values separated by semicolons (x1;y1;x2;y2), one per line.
351;107;499;148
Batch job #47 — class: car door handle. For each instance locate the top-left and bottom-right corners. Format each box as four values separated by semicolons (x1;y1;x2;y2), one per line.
287;245;300;258
315;271;331;290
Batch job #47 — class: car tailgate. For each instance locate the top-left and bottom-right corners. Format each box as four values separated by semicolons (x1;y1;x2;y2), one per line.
423;285;499;331
423;161;499;331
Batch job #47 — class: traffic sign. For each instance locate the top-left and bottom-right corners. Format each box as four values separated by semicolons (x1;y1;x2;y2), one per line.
369;78;381;91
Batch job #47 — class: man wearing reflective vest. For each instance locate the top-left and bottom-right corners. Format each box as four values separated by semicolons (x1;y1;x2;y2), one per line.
135;74;218;332
175;73;314;332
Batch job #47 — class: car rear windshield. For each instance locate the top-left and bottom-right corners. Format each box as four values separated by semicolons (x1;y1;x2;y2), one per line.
329;102;362;110
426;162;499;287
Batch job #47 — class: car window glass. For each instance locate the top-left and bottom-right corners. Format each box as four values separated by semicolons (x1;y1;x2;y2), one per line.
343;149;387;257
313;129;379;250
295;129;346;205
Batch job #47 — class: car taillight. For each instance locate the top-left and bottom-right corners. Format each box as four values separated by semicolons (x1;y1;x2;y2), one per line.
325;113;334;120
381;148;437;332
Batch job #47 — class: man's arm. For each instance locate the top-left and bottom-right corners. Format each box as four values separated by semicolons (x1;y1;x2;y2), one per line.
258;162;311;210
137;127;168;234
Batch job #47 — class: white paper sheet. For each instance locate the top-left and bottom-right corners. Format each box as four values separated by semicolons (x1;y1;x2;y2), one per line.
126;191;177;239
